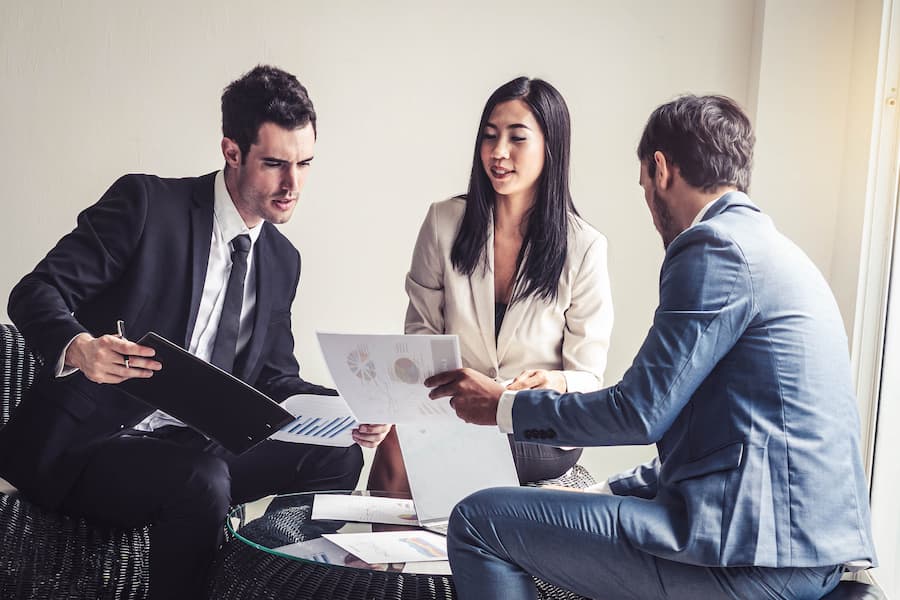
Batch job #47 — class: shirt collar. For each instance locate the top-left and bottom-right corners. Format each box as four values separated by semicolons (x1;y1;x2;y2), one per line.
214;170;262;245
689;195;724;229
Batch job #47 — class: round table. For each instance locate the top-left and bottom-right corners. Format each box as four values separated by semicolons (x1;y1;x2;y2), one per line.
208;490;457;600
208;489;590;600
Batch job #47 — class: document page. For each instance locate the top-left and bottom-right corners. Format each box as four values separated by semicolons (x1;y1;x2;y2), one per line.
311;494;419;526
317;333;461;424
269;394;357;447
322;531;448;563
273;538;351;565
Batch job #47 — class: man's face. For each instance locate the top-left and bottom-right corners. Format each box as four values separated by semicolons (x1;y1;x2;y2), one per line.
225;121;316;228
639;160;678;249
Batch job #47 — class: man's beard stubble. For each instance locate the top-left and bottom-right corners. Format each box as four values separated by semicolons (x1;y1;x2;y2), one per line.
652;188;679;250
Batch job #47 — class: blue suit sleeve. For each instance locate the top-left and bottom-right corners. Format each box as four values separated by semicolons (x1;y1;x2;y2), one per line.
607;457;660;498
512;225;755;447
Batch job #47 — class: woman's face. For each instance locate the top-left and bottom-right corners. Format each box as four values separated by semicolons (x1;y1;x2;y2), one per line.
480;99;546;204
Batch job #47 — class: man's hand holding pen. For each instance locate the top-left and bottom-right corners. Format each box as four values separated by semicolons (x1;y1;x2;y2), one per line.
64;325;161;384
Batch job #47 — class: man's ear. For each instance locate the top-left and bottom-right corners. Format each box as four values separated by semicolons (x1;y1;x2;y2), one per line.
221;137;242;168
653;150;675;191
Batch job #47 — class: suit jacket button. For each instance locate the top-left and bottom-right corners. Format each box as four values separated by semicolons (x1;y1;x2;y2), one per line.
547;428;556;438
488;368;497;378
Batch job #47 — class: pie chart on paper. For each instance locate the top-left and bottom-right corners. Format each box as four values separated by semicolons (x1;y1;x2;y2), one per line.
393;357;420;384
347;348;377;382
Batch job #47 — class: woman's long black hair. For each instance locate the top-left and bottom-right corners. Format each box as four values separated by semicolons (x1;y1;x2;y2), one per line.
450;77;577;303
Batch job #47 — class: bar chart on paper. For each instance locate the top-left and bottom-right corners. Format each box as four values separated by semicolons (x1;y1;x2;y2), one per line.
285;415;356;438
270;394;358;447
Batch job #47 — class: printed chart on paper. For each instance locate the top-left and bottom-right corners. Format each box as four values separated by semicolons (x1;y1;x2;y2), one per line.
317;333;461;424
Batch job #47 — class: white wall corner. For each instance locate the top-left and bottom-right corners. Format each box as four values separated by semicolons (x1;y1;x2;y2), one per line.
745;0;766;125
749;0;856;296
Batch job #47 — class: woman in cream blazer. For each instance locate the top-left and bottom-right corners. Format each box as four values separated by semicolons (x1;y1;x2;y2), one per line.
406;197;612;398
369;77;613;489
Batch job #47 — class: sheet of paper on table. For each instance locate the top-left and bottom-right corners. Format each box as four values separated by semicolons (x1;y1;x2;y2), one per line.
316;333;461;424
273;537;352;565
311;494;419;526
322;530;448;564
269;394;357;447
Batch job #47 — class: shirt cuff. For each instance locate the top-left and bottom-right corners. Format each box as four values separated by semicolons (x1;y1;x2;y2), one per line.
584;480;614;494
496;389;517;434
55;334;83;378
561;370;602;393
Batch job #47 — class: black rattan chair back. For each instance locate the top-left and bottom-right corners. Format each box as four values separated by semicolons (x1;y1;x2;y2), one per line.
0;323;151;600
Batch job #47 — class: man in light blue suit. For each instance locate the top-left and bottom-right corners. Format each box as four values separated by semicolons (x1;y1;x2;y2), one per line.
426;95;877;599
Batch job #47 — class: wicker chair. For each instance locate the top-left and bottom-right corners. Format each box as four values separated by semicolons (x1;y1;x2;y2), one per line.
0;323;151;600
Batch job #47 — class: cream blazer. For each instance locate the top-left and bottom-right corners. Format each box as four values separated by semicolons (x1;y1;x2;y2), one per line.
405;197;613;393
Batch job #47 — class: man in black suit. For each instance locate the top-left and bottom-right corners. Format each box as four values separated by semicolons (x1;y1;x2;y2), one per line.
0;65;389;599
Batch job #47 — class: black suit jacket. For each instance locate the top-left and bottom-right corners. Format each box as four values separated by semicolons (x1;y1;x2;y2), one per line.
0;172;333;509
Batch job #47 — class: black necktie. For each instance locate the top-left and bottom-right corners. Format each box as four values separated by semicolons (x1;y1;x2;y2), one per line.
210;234;251;373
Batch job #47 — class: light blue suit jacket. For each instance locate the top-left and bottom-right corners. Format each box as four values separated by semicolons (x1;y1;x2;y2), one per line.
512;192;876;568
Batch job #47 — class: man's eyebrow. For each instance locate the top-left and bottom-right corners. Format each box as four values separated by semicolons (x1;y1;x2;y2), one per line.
261;155;315;163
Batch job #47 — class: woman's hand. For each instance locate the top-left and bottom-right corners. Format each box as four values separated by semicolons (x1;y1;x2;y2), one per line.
506;369;567;393
352;423;392;448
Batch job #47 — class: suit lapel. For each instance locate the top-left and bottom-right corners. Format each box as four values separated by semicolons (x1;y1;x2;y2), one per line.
183;174;216;348
236;225;273;380
470;225;499;368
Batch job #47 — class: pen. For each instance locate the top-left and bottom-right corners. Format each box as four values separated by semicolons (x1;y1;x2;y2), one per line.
116;319;130;369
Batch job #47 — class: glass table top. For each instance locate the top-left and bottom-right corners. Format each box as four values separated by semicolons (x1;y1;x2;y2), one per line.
227;490;452;576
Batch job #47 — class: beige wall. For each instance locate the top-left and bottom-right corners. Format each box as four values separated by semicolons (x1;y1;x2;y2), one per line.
752;0;882;337
0;0;882;481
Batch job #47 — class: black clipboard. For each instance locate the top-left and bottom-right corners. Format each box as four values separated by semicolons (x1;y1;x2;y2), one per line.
120;332;294;455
